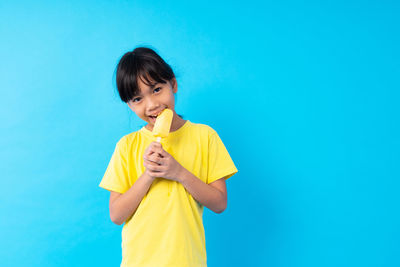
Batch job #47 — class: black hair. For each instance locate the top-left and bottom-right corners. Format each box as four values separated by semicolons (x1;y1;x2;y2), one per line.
115;46;184;120
116;47;176;103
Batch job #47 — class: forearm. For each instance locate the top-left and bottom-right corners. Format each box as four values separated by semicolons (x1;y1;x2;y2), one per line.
110;172;155;225
178;168;226;213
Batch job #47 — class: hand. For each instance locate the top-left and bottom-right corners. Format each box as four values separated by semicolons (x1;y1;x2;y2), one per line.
143;142;184;182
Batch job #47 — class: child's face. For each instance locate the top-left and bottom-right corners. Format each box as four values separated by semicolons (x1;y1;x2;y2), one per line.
127;76;178;128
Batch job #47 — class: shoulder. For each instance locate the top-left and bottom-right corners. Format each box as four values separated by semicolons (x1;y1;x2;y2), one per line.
187;121;218;137
115;130;141;149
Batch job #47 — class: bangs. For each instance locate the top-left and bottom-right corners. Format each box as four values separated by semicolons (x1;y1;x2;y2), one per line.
116;48;175;103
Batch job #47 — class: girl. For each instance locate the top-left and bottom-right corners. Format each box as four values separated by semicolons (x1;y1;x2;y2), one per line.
99;46;238;267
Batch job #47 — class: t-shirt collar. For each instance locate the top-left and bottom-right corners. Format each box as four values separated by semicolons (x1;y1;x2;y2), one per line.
140;120;190;138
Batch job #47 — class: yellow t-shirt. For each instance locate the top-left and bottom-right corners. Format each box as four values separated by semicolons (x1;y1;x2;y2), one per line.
99;120;238;267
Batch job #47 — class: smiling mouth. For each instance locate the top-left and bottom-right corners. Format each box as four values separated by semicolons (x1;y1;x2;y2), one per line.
149;109;165;120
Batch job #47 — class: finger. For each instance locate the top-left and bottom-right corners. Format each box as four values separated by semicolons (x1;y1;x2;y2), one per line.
151;142;165;153
148;165;166;175
151;141;162;147
147;149;164;159
151;157;165;166
153;144;166;154
160;149;168;158
144;160;158;171
143;157;155;165
144;147;153;157
152;154;165;164
145;142;160;153
146;155;162;165
145;149;159;159
144;157;156;165
147;144;162;154
154;148;167;158
148;142;161;152
146;162;164;172
144;156;165;167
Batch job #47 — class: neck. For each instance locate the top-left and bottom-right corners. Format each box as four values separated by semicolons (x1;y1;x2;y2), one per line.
170;113;186;132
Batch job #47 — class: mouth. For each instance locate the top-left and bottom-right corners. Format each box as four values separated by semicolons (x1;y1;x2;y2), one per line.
148;112;161;123
148;116;157;123
148;109;166;121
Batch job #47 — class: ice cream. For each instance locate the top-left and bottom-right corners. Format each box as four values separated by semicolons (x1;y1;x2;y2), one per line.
152;108;173;143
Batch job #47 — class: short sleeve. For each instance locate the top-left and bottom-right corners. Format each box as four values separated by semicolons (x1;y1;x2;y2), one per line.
207;130;238;184
99;137;130;194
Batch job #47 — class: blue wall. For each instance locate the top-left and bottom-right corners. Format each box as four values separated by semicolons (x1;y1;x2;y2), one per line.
1;1;399;266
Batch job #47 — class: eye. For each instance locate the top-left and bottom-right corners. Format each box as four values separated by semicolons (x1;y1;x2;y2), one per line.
131;97;141;103
154;87;162;93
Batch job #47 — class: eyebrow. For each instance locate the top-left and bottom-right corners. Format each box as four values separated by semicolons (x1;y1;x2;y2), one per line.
133;83;160;97
148;83;159;90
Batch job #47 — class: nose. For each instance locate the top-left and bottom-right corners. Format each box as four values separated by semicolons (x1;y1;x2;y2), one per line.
145;96;161;113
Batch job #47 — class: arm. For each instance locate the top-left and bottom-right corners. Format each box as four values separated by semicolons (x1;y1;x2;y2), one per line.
178;168;228;214
109;171;155;225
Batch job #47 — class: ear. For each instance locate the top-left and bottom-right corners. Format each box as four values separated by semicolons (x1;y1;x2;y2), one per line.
171;78;178;93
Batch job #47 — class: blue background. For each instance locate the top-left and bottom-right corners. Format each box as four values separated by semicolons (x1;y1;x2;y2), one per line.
1;1;399;266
